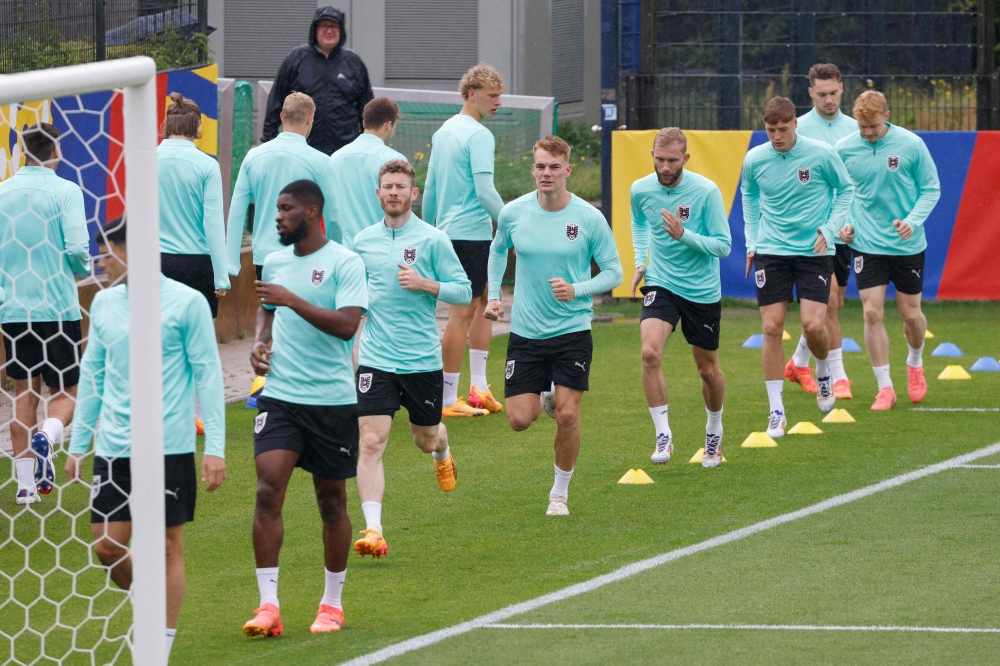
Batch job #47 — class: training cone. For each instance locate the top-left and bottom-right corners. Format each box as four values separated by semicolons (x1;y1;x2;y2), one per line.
618;469;654;484
938;365;972;380
788;421;823;434
246;375;267;409
782;330;792;341
822;408;856;423
925;330;934;338
971;357;1000;372
841;338;863;352
689;448;727;463
931;342;963;357
742;334;764;349
741;432;778;448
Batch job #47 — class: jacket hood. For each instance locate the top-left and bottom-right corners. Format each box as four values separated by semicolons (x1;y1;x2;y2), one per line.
309;6;346;51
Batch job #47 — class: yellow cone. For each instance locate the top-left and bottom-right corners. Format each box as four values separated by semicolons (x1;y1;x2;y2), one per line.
689;448;727;463
788;421;823;434
741;432;778;448
822;408;856;423
250;375;267;395
618;469;638;484
925;330;934;338
633;469;654;484
782;329;792;340
938;365;971;380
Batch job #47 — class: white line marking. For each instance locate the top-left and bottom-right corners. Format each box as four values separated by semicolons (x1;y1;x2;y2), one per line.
484;623;1000;634
909;408;1000;412
339;441;1000;666
957;464;1000;469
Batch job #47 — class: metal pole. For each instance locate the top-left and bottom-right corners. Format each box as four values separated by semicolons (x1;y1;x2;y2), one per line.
94;0;106;62
599;0;617;223
977;0;996;129
197;0;208;64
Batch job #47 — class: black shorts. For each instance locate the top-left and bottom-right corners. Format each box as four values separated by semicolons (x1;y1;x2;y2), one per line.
853;251;924;295
160;253;218;319
504;330;592;398
253;396;358;481
356;366;443;426
832;243;852;287
753;254;834;307
451;240;490;298
90;453;196;526
2;320;82;388
639;286;721;351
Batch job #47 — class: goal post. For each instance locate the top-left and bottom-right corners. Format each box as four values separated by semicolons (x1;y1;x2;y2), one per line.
0;57;166;666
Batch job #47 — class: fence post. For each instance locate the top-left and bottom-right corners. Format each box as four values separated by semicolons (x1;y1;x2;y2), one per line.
198;0;208;63
636;0;657;129
976;0;997;129
600;0;617;222
94;0;105;61
716;0;741;130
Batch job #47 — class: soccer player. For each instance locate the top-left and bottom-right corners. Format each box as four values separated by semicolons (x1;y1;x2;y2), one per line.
836;91;940;410
485;137;622;516
0;123;89;505
243;180;367;636
64;217;227;660
226;92;339;282
158;93;230;319
786;64;859;399
629;128;731;468
422;64;507;417
328;97;407;250
351;160;472;557
741;97;855;437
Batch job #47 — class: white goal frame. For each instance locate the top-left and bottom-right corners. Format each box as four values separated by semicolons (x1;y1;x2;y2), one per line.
0;57;166;665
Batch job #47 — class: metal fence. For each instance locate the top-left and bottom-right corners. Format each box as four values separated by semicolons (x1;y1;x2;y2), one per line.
1;0;209;74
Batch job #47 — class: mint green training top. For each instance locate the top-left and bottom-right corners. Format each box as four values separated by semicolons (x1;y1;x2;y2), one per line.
225;132;339;273
69;276;226;459
796;108;857;147
157;139;230;290
741;134;855;256
260;241;368;406
489;193;623;340
0;166;90;324
329;134;406;251
354;214;472;373
423;114;496;241
835;123;941;256
630;170;732;304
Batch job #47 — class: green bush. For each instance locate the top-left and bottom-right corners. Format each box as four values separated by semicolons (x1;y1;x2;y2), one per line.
557;120;601;158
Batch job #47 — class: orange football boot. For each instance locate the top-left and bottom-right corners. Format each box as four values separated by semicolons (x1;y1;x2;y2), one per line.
354;529;388;558
310;604;344;633
243;602;282;638
435;451;457;492
871;387;897;411
468;385;503;413
442;397;488;418
784;358;818;393
907;365;927;403
833;378;853;399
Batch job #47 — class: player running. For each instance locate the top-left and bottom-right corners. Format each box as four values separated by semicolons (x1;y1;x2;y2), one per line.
741;97;855;437
0;123;89;505
328;97;407;250
835;91;940;410
243;180;367;637
65;217;227;660
351;160;472;558
629;128;731;468
786;64;859;399
485;137;622;516
225;93;339;282
422;64;506;417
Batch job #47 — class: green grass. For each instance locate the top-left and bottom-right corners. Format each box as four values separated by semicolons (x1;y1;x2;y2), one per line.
2;301;999;664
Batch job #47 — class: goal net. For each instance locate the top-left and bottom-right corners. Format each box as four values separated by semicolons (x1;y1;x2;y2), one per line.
0;58;166;665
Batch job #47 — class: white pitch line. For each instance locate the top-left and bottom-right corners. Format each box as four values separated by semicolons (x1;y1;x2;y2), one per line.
485;623;1000;634
339;441;1000;666
957;464;1000;469
909;408;1000;412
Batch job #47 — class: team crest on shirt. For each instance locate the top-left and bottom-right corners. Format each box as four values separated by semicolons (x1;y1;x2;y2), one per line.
755;269;766;288
797;168;811;184
358;373;373;393
678;205;691;222
565;223;579;241
402;246;417;265
505;360;515;380
254;412;267;434
310;268;326;287
854;256;864;274
643;291;656;306
887;155;900;171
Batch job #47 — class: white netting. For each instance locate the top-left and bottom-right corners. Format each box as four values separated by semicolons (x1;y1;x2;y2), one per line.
1;91;140;665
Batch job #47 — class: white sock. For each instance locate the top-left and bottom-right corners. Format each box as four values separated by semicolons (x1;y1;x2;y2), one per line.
765;380;784;414
469;349;489;392
442;372;460;407
706;407;723;434
792;334;812;367
907;343;924;368
431;445;449;462
648;405;670;437
828;348;848;383
550;464;573;500
40;417;64;445
256;567;279;607
15;458;35;491
814;354;830;380
361;501;382;534
321;568;346;609
165;629;176;658
873;364;893;390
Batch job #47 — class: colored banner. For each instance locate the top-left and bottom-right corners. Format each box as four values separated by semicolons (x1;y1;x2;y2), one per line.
612;129;1000;301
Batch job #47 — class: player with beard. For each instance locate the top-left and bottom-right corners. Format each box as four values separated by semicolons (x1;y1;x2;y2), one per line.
629;128;731;468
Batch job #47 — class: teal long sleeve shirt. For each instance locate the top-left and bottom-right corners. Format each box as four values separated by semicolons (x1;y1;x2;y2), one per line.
835;123;941;256
328;134;406;250
741;134;855;256
488;193;623;340
157;139;230;290
796;108;857;147
354;214;472;373
69;276;226;459
0;166;90;324
630;170;732;304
